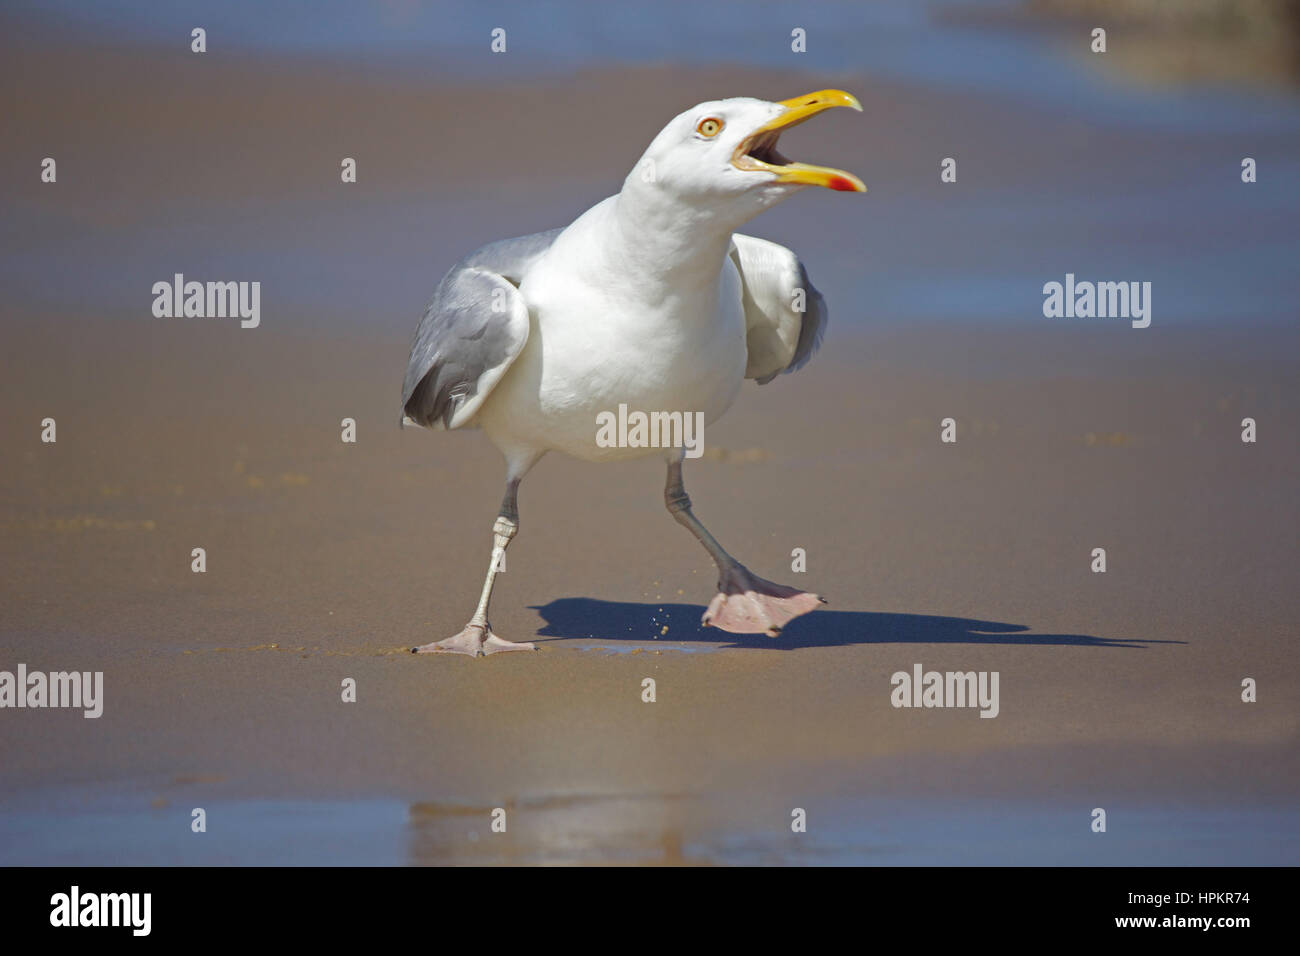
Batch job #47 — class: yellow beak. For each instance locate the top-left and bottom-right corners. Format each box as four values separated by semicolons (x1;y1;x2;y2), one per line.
732;89;866;193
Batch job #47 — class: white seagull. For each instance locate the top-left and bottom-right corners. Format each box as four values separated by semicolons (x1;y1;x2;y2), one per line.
401;89;865;656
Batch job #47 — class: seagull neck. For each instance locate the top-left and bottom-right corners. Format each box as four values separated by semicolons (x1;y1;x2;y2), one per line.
606;187;738;291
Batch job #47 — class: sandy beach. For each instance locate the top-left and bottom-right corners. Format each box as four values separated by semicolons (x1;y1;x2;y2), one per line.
1;5;1297;864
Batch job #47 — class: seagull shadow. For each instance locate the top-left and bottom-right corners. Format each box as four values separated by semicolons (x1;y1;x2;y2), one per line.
529;598;1178;650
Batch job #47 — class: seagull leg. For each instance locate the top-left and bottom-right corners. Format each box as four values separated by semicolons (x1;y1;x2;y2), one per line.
665;459;825;637
412;479;537;657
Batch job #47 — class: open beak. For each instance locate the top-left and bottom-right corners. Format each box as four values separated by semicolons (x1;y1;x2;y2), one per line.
732;89;866;192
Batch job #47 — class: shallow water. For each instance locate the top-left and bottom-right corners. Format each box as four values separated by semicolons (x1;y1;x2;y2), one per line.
15;0;1299;133
4;2;1298;330
3;785;1295;865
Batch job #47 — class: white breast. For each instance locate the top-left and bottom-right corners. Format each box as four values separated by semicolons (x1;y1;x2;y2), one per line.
478;211;748;463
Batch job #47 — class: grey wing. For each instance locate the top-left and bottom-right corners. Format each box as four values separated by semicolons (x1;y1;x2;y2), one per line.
401;229;560;430
728;233;828;385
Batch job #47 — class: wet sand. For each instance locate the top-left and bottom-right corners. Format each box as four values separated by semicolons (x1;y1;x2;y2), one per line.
2;311;1296;863
1;18;1298;864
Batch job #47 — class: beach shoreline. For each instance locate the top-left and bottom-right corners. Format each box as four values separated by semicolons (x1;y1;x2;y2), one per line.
2;14;1297;864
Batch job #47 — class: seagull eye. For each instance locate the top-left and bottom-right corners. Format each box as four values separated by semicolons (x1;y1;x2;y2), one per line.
696;117;724;138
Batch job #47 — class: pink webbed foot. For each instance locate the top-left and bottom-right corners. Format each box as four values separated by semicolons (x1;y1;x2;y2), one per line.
411;623;536;657
702;564;826;637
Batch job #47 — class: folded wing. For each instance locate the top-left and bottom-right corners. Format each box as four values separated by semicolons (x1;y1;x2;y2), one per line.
401;229;560;430
728;232;829;385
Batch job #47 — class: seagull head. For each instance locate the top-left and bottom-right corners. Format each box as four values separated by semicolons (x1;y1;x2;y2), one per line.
625;89;865;224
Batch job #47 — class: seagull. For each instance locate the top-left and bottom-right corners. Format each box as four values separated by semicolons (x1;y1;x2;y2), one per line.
401;90;865;656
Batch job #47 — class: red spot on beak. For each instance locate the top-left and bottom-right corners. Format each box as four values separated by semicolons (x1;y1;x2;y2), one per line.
827;176;857;192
